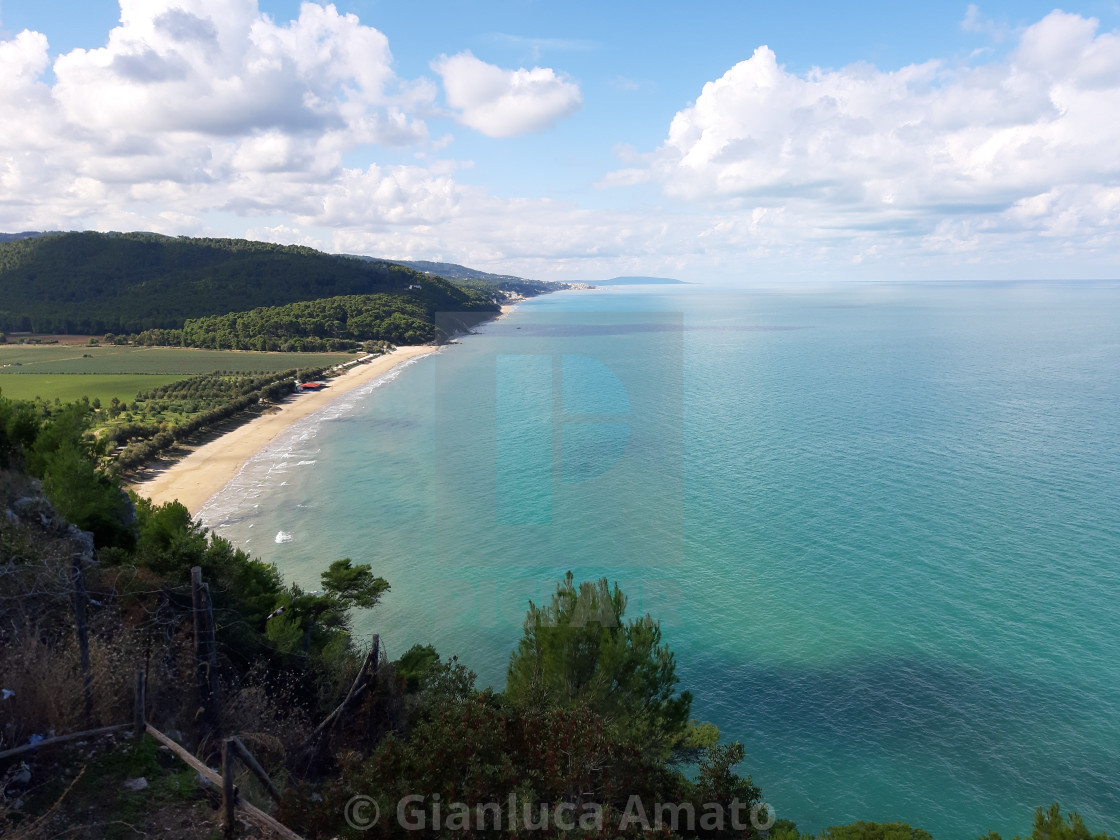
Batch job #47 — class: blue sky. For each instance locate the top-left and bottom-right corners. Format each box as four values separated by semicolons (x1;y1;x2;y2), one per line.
1;0;1118;282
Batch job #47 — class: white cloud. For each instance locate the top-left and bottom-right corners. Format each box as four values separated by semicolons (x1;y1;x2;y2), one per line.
432;51;582;137
0;28;50;91
0;4;589;245
609;11;1120;265
49;0;424;139
0;0;438;232
314;163;466;227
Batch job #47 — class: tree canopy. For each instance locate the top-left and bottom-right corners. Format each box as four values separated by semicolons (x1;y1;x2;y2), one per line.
178;293;448;350
0;232;495;334
506;572;695;759
979;803;1116;840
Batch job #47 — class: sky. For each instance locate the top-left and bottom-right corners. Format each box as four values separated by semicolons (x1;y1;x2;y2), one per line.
1;0;1119;283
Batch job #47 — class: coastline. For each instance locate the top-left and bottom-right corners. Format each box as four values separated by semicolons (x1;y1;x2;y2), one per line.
129;344;439;514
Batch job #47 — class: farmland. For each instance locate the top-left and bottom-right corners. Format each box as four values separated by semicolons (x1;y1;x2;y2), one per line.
0;373;187;405
0;345;351;407
0;344;351;375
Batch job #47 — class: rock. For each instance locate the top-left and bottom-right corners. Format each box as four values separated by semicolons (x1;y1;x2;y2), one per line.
10;494;58;531
11;497;39;516
66;526;95;559
123;777;148;791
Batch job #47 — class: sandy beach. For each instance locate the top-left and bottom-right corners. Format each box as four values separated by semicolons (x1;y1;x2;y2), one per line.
130;345;439;513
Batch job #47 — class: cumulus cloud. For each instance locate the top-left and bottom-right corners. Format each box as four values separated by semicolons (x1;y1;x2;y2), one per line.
613;11;1120;263
0;0;436;233
432;51;582;137
0;1;590;249
49;0;422;139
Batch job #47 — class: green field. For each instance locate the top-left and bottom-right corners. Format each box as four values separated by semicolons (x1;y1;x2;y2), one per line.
0;345;352;404
0;345;351;375
0;374;189;405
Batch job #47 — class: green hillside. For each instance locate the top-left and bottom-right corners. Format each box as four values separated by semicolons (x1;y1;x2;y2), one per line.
0;232;496;334
179;292;473;349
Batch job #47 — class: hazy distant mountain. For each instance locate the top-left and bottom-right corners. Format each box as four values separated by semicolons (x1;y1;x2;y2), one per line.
598;276;687;285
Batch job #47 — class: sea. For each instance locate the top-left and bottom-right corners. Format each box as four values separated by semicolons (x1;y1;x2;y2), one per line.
200;280;1120;839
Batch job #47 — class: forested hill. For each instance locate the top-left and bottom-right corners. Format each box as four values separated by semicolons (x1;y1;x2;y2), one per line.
0;232;495;334
389;259;533;286
349;255;561;296
178;293;473;350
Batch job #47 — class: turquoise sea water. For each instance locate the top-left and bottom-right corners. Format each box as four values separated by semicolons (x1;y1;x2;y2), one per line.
202;282;1120;839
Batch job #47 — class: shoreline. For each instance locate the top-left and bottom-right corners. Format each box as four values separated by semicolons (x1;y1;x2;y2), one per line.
129;344;439;514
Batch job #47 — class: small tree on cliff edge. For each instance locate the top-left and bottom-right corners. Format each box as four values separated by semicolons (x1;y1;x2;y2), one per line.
505;572;693;759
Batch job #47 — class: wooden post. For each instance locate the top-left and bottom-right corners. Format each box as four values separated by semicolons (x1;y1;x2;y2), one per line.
144;725;305;840
230;738;282;803
191;566;222;744
71;552;94;726
221;738;237;837
202;582;222;733
133;670;146;740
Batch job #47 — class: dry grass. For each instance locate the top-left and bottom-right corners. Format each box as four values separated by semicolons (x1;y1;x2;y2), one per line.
223;663;314;786
1;633;91;748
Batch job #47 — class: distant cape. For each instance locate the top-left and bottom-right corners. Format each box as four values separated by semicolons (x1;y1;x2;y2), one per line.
597;276;687;285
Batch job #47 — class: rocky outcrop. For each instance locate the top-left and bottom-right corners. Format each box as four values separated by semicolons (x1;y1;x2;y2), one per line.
1;474;97;563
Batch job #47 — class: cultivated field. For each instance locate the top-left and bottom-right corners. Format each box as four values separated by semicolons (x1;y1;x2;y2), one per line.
0;345;352;404
0;373;187;405
0;345;351;374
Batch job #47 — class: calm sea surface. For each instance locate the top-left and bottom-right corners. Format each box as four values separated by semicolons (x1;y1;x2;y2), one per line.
202;282;1120;839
